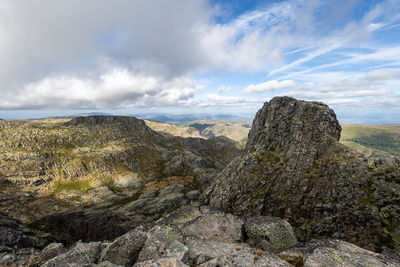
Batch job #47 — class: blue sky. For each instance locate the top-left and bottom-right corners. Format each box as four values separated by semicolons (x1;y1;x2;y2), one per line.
0;0;400;123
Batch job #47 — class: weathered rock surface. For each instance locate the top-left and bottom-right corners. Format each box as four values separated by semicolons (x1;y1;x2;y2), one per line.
303;239;400;267
0;211;53;249
245;215;297;252
207;96;400;252
41;240;102;267
30;209;135;246
100;227;148;267
39;242;67;263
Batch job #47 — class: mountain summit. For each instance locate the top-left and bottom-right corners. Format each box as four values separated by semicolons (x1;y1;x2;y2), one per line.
207;96;400;252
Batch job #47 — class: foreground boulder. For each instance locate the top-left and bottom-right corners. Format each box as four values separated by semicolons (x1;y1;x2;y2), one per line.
207;96;400;252
245;216;297;252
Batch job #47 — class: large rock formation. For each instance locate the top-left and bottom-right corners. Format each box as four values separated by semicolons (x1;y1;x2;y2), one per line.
206;96;400;252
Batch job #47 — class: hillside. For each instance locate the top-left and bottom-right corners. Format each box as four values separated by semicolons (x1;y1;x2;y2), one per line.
0;116;240;223
341;124;400;158
146;119;400;159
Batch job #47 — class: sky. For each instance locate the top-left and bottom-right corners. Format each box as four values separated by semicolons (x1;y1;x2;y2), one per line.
0;0;400;123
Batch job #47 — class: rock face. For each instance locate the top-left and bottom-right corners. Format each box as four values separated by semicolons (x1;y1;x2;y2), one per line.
207;96;400;252
0;211;53;249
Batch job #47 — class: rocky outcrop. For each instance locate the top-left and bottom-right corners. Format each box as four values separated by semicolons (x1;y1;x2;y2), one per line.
206;96;400;252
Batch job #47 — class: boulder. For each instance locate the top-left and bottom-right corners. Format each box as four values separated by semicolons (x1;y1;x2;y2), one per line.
41;240;101;267
245;216;297;251
181;212;244;243
100;227;148;267
137;225;184;262
134;257;188;267
197;247;291;267
303;239;400;267
39;242;67;263
186;238;248;265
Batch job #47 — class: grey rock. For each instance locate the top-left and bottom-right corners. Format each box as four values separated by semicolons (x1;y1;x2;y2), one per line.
137;225;183;262
245;216;297;251
100;227;148;267
134;257;189;267
186;238;248;265
41;241;101;267
197;247;291;267
304;239;400;267
160;184;185;196
39;242;67;263
185;190;200;201
181;212;244;243
156;205;202;226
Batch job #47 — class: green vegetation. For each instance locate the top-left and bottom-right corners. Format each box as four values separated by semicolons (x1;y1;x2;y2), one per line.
53;179;93;193
341;124;400;157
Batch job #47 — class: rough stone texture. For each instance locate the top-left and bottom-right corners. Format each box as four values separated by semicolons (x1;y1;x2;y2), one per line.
278;246;306;267
100;227;148;267
137;225;184;262
39;242;67;263
303;239;400;267
0;211;53;249
207;96;400;252
30;209;134;246
245;216;297;251
186;237;248;265
181;212;244;243
134;257;189;267
197;247;291;267
41;240;101;267
156;205;202;227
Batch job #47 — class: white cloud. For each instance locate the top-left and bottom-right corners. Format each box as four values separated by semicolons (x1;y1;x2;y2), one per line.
217;86;231;94
365;70;400;80
0;69;199;109
243;80;296;94
195;94;265;108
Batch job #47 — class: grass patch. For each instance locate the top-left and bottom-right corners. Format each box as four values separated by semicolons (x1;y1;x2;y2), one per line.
53;179;93;193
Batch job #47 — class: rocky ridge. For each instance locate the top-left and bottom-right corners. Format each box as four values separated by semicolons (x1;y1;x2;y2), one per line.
0;116;240;222
207;96;400;252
